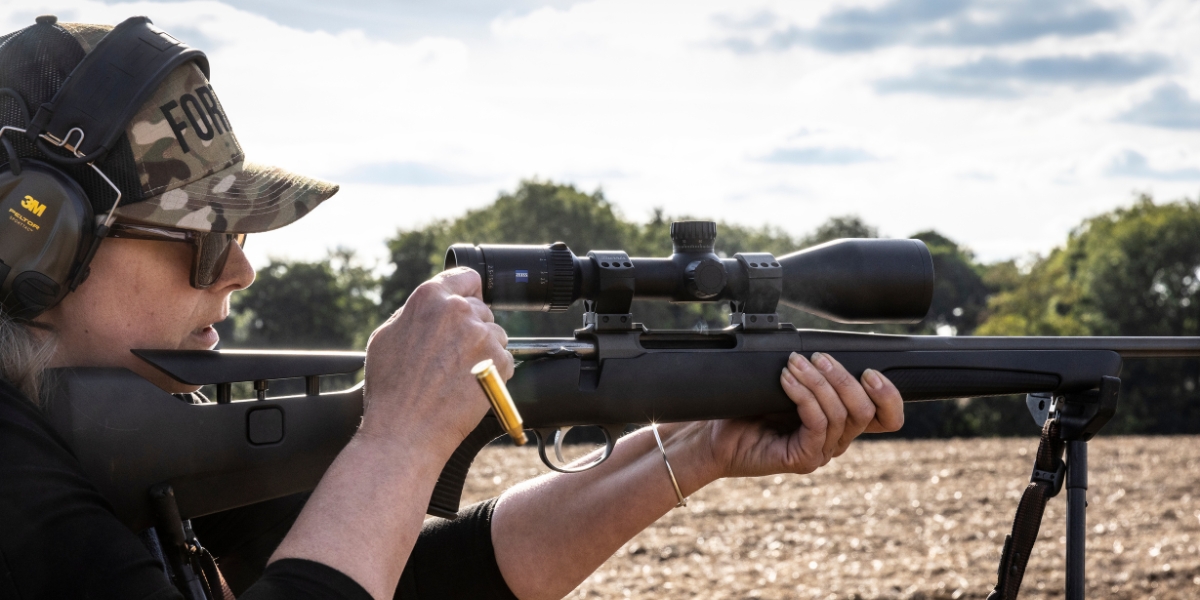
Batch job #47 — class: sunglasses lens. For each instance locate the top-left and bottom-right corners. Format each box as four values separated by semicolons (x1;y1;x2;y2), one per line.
194;234;235;288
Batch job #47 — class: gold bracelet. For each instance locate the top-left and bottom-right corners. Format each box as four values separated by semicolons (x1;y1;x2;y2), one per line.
650;423;687;508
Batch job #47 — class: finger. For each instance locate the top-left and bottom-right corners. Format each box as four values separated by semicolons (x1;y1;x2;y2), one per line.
485;323;515;378
493;350;516;380
786;353;845;463
433;267;484;300
811;353;877;456
486;321;509;349
861;369;906;433
466;296;495;324
780;367;827;471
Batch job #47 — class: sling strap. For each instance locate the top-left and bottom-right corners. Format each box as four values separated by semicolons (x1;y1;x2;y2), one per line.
188;536;236;600
987;418;1065;600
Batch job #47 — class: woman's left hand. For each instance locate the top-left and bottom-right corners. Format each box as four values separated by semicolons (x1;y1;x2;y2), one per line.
673;351;905;483
491;351;903;600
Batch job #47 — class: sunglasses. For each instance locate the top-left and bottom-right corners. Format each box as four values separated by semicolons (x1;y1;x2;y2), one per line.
107;223;247;289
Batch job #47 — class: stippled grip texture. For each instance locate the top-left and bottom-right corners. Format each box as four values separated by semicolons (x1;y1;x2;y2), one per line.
884;368;1059;402
427;415;507;520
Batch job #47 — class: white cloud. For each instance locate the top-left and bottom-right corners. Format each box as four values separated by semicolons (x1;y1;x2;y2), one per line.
3;0;1200;267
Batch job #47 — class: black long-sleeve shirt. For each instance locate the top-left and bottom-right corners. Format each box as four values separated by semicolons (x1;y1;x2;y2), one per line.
0;378;518;600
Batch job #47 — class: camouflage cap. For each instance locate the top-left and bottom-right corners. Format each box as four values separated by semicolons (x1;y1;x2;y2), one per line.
112;62;338;233
0;17;337;234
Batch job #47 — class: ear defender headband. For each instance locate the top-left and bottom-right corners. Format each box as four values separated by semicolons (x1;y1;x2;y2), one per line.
0;16;209;319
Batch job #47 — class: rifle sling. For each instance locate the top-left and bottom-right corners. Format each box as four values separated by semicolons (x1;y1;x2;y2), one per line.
987;419;1065;600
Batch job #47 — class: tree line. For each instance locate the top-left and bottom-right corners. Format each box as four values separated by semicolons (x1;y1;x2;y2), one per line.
217;181;1200;437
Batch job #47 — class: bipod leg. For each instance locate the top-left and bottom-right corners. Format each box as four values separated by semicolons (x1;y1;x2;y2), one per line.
1055;375;1120;600
1065;440;1087;600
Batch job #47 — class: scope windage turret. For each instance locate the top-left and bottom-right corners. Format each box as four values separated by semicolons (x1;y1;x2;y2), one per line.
445;221;935;324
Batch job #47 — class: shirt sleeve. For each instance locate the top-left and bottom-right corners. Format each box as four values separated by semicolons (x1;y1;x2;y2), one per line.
190;492;312;595
396;498;519;600
196;494;519;600
240;559;374;600
0;380;374;600
0;380;181;600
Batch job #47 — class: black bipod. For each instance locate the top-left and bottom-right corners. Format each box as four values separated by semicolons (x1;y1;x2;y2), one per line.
1043;376;1119;600
990;376;1119;600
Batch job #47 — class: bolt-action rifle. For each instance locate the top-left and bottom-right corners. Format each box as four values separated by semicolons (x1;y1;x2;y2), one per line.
44;221;1200;599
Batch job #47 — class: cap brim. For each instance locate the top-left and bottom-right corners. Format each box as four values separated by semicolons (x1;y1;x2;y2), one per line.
112;161;339;234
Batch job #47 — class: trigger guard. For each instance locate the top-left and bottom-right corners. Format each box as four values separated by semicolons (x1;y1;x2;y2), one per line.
533;425;624;474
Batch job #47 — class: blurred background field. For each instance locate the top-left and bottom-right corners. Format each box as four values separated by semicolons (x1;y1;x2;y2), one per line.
461;435;1200;599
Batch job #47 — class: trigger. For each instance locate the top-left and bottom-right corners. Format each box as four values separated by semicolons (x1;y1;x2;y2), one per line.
554;427;568;464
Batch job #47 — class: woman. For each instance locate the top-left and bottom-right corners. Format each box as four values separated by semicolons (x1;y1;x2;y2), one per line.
0;15;904;600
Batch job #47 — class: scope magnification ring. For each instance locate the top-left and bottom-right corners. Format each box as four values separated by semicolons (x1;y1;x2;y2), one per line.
547;244;575;312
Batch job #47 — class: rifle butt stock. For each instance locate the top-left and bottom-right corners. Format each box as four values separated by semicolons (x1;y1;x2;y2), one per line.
44;367;364;531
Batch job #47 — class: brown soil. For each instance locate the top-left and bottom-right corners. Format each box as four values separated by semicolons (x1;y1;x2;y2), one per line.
461;436;1200;599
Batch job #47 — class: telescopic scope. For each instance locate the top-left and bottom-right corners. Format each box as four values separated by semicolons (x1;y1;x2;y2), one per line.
445;221;934;324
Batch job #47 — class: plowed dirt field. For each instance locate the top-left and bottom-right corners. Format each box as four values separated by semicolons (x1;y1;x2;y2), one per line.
460;436;1200;599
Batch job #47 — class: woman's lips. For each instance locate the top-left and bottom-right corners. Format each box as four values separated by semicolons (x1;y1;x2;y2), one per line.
190;325;220;349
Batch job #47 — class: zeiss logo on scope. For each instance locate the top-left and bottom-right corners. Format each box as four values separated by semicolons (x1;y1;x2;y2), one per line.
515;270;529;283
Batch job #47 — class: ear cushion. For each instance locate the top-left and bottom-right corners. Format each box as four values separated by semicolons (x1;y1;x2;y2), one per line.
0;160;94;318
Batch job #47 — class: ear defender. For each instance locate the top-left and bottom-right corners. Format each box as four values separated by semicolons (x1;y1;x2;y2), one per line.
0;159;95;318
0;16;212;318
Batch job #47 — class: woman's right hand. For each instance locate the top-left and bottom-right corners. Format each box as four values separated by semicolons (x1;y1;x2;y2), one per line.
358;267;513;457
274;268;511;598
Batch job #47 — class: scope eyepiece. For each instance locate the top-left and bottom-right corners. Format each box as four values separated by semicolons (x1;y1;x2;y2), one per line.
445;221;935;324
446;242;579;312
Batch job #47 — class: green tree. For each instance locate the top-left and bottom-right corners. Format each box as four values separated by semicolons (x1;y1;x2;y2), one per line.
444;180;634;251
222;248;379;350
978;195;1200;433
908;230;992;336
381;228;443;316
974;250;1090;337
801;215;878;247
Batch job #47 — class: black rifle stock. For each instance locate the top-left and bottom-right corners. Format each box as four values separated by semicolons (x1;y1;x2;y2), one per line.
42;220;1200;528
43;352;366;532
46;332;1200;528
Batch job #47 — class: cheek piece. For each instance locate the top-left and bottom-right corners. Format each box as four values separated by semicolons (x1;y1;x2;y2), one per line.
0;16;208;319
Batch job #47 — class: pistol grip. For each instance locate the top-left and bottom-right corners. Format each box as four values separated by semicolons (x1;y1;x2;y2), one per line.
427;415;507;520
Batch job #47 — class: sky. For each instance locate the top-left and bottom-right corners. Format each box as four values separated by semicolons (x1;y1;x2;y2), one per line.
3;0;1200;268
